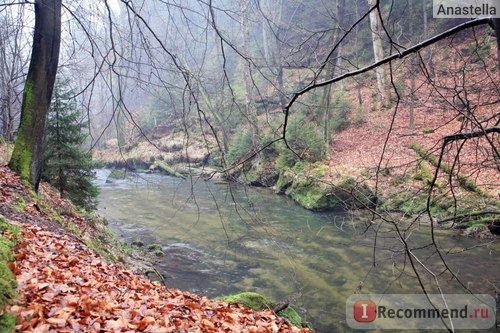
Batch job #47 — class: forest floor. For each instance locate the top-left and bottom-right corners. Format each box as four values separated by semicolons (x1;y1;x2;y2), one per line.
0;164;310;332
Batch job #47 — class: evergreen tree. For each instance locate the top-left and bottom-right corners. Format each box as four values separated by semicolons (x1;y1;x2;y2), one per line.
42;80;99;211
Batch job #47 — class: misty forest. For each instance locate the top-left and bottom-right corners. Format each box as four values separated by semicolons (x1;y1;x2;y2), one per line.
0;0;499;332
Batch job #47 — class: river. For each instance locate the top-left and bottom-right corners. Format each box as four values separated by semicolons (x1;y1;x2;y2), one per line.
96;170;499;332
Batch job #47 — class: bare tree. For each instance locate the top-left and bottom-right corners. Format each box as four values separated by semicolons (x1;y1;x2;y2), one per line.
368;0;389;107
319;0;346;146
0;4;30;141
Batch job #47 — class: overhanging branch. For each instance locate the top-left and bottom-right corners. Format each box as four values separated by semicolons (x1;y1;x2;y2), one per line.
443;126;499;143
284;17;491;113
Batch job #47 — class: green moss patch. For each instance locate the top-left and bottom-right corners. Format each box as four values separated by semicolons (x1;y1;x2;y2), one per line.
217;292;307;329
108;169;128;180
0;216;20;333
284;173;376;211
219;292;270;311
286;176;333;210
153;161;185;179
275;170;294;195
410;142;487;196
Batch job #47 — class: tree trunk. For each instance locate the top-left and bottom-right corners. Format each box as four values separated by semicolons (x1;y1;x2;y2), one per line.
9;0;61;191
261;0;271;63
264;0;286;114
5;83;15;141
320;0;345;146
408;0;415;129
368;0;389;107
240;0;259;140
277;66;287;113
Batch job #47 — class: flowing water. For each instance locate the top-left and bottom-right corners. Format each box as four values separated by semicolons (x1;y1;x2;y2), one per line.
96;170;499;332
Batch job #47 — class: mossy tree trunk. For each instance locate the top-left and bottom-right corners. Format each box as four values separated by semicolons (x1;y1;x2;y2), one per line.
9;0;61;192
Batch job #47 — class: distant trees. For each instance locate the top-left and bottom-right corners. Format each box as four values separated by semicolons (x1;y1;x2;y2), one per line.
42;79;98;211
319;0;346;146
0;5;29;141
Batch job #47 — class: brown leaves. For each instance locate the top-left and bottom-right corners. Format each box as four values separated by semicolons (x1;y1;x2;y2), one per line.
7;223;310;333
1;164;310;332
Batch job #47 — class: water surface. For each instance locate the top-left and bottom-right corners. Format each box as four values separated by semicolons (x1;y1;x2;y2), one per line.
96;170;499;332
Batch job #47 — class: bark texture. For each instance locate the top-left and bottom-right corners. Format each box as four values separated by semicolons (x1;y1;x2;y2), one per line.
367;0;388;106
9;0;62;191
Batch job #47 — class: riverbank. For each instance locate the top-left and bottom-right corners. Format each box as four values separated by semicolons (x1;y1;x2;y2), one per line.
0;164;310;332
96;166;500;332
97;154;499;238
92;31;499;237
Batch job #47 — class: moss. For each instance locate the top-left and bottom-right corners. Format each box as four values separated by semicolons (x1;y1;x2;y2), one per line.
153;249;164;257
131;239;144;247
108;169;127;179
12;195;26;213
380;192;428;215
285;174;376;211
413;162;433;184
380;191;456;217
275;306;303;328
0;216;20;333
285;175;333;210
9;79;35;182
146;243;163;252
291;161;306;173
410;142;487;196
85;238;119;263
310;163;328;178
0;312;16;333
457;174;486;196
219;292;271;311
217;292;307;329
335;177;377;209
239;160;278;187
412;161;447;192
145;267;165;283
275;170;294;194
461;219;490;235
154;161;185;179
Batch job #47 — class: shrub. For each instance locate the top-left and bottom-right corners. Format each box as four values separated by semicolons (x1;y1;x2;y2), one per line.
226;130;254;165
42;79;99;211
276;115;324;169
329;89;352;132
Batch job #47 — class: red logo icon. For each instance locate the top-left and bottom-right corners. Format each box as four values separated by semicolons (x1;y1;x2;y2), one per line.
353;300;377;322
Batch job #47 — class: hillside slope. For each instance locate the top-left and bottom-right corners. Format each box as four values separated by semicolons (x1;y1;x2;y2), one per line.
0;165;310;332
94;31;499;225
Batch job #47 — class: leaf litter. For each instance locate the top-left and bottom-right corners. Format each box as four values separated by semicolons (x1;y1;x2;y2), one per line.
0;166;310;332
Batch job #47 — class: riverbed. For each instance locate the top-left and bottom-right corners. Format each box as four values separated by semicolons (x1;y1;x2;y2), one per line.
96;170;499;332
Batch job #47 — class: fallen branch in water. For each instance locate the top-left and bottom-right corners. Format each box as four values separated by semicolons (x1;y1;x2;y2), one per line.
437;210;499;225
273;301;290;314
